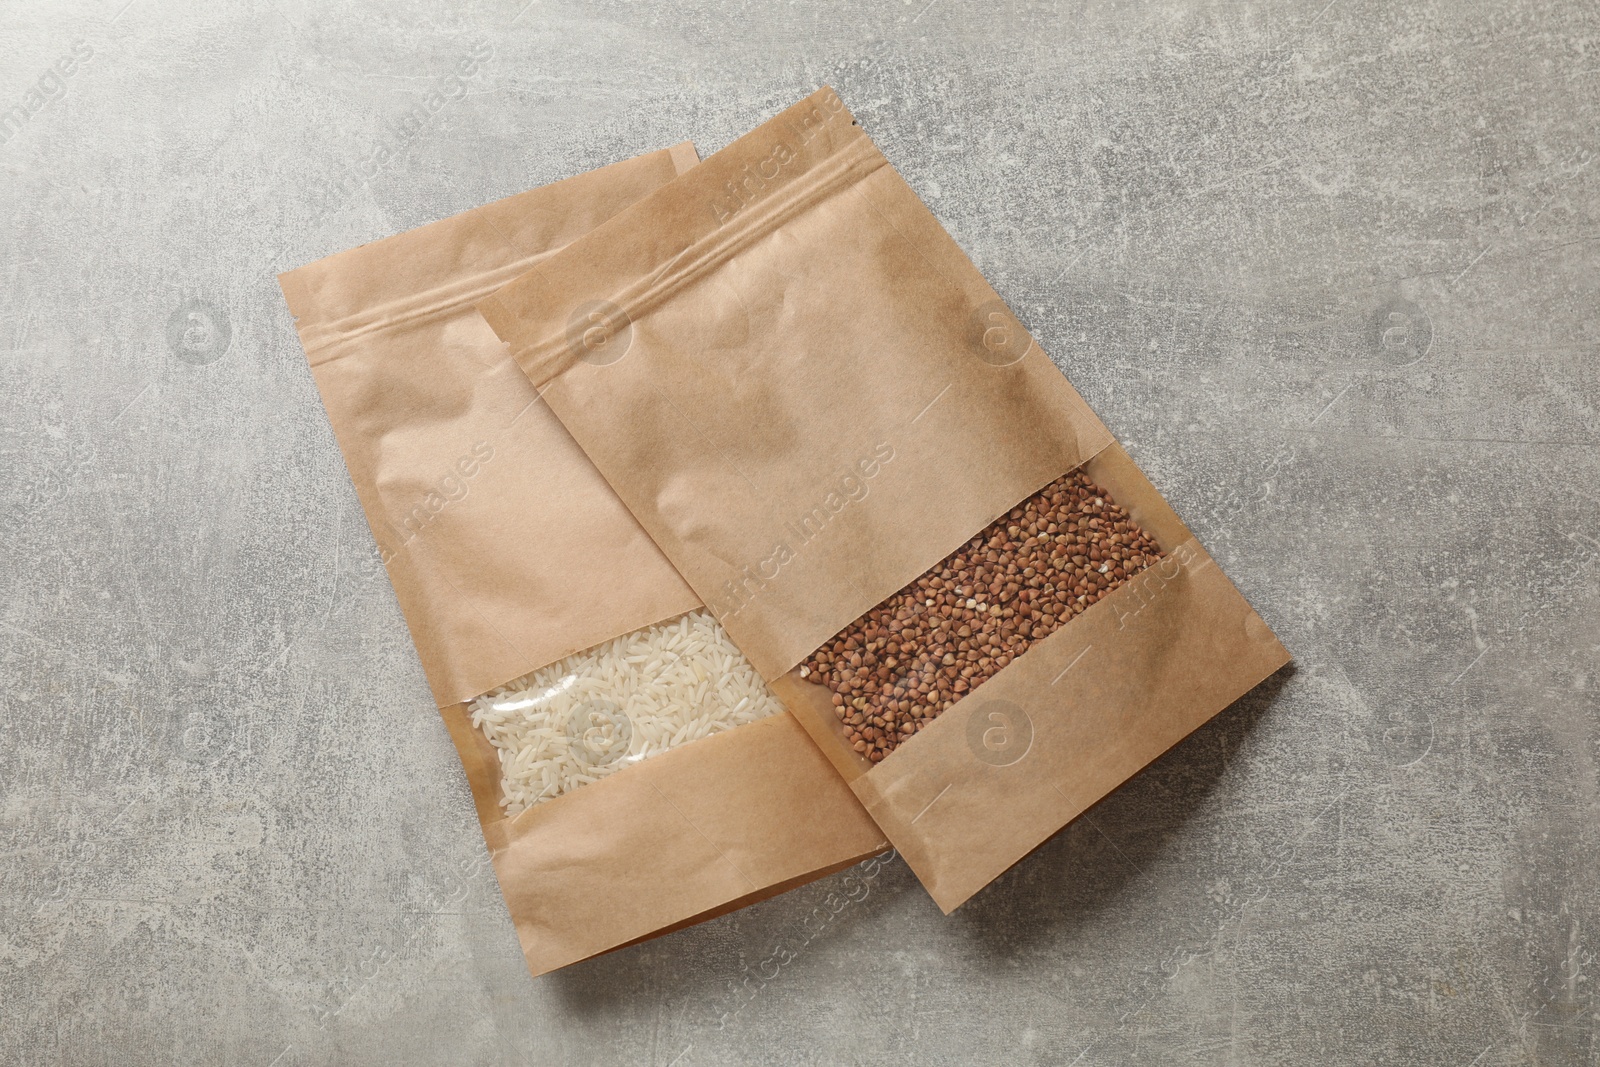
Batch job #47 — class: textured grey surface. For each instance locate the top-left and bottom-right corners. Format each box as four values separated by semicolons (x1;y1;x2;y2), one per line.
3;0;1597;1063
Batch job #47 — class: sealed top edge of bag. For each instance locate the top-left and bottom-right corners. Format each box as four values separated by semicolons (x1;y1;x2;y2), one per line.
479;88;873;383
279;142;699;358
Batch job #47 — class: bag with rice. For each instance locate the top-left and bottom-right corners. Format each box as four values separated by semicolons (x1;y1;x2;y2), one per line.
478;91;1291;912
277;145;886;977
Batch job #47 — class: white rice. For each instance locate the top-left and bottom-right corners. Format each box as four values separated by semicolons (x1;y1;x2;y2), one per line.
469;611;783;815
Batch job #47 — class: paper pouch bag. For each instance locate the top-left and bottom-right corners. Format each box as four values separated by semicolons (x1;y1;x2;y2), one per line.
479;92;1291;912
277;145;886;976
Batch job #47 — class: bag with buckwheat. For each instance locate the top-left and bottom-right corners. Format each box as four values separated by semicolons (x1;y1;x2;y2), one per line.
477;91;1291;912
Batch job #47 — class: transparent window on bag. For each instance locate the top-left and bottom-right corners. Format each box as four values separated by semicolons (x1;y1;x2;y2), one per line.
470;611;783;813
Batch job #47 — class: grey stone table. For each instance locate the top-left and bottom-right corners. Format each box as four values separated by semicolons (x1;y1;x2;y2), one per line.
3;1;1596;1064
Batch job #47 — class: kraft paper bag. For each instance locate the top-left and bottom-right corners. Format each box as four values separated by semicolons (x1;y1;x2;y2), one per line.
278;145;886;975
479;92;1290;912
